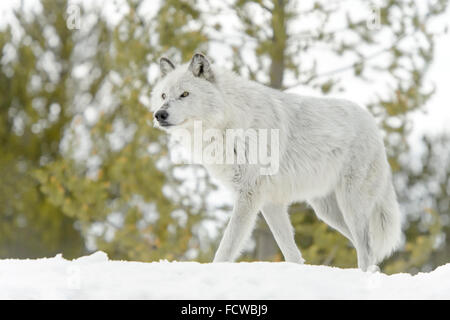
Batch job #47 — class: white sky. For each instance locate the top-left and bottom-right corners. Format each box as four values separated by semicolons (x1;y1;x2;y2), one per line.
410;13;450;141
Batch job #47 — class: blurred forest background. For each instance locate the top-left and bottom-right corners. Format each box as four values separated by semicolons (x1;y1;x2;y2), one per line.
0;0;449;274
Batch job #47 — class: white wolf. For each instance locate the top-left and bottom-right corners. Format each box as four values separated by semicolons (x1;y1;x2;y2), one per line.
151;53;402;271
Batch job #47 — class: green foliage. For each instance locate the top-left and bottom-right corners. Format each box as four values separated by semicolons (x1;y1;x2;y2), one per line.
1;0;211;261
156;0;208;59
383;136;450;274
36;0;212;261
0;0;84;259
383;209;442;274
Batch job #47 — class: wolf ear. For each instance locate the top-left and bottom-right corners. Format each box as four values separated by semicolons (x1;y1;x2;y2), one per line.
159;57;175;76
189;53;214;82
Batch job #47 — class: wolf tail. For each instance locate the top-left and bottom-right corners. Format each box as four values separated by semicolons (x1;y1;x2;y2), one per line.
369;180;402;264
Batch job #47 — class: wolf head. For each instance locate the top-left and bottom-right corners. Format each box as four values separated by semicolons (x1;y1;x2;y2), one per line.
151;53;226;131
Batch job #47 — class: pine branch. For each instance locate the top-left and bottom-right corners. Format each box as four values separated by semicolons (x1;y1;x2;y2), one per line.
284;32;412;90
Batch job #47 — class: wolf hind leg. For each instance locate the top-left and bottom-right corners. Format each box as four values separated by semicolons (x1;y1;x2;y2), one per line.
335;183;379;271
261;203;304;263
308;193;353;242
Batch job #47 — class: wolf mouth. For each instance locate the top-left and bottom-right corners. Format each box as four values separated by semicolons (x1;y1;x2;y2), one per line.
160;119;188;128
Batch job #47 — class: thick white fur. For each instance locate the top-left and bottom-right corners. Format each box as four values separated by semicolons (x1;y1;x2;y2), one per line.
151;54;402;271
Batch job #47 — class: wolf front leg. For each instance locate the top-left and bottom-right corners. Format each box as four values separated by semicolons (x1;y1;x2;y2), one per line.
213;193;260;262
261;203;304;264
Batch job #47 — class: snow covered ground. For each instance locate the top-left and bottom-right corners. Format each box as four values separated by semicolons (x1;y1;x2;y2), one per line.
0;251;449;299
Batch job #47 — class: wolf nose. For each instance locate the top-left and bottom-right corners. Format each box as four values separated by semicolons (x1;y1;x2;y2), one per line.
155;110;168;122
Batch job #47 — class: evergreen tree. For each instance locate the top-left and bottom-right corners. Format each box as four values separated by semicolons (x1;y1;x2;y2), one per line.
1;0;214;261
0;0;85;259
36;0;215;261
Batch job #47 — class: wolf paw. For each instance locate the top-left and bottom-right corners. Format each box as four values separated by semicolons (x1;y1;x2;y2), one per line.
366;265;380;273
286;256;305;264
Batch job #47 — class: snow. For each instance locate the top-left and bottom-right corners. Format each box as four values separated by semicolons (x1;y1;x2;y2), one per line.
0;251;449;299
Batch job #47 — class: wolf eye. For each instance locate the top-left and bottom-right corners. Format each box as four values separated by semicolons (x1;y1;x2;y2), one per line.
161;93;166;100
180;91;189;98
